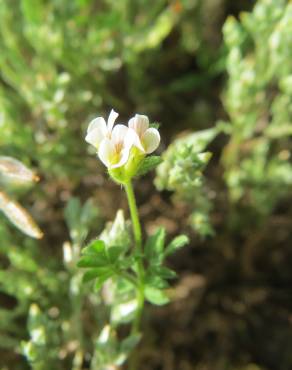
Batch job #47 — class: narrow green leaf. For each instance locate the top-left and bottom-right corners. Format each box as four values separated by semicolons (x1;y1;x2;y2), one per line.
82;268;113;283
164;235;189;257
82;239;106;256
145;286;170;306
77;255;108;268
151;266;177;279
145;227;166;263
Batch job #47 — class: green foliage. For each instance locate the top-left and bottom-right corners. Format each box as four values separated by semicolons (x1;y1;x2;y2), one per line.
78;239;128;285
144;228;188;305
21;304;60;369
221;0;292;216
3;0;292;369
77;212;189;365
155;129;216;237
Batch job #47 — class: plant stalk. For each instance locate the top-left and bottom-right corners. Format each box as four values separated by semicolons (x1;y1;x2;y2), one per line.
124;181;145;335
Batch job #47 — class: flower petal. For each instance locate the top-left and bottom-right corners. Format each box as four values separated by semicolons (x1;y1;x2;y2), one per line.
142;128;160;154
85;117;108;148
98;138;116;168
111;124;130;144
85;128;104;148
128;114;149;137
111;146;131;169
87;117;107;134
129;128;145;152
107;109;119;132
124;128;137;150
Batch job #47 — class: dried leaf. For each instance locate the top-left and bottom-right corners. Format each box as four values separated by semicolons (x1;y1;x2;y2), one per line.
0;191;43;239
0;156;39;186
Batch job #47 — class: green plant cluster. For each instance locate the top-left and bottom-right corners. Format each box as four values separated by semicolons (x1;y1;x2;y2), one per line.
78;223;188;368
155;128;216;237
1;0;292;369
0;0;221;365
221;0;292;215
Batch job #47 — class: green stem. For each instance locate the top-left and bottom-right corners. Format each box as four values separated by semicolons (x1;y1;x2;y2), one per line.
124;181;145;336
124;181;142;253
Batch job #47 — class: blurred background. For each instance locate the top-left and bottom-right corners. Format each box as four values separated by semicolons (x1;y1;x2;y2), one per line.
1;0;292;369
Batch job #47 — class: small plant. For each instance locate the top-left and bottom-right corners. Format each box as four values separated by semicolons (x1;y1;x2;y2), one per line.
80;110;189;368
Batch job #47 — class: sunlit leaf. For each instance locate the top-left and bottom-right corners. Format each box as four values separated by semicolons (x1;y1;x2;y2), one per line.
164;235;189;257
144;286;170;306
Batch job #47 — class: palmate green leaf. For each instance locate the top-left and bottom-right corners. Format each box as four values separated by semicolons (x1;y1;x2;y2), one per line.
78;239;127;292
135;156;162;177
144;286;170;306
145;227;166;264
164;234;189;257
151;266;177;279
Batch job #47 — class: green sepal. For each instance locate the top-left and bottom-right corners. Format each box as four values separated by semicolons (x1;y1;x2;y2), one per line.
135;156;162;177
149;122;160;129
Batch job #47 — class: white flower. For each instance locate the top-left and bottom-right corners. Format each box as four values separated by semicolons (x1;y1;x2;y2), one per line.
85;109;119;149
128;114;160;154
98;125;135;169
